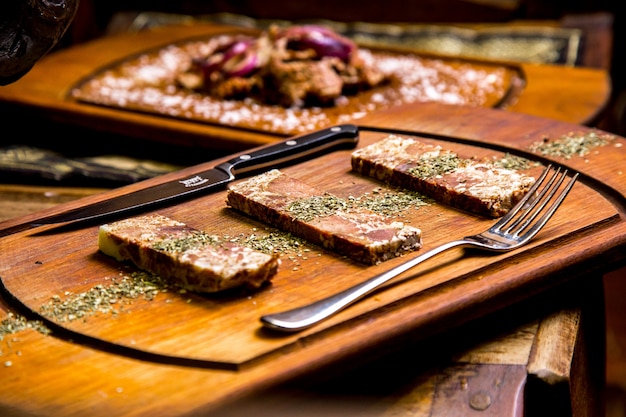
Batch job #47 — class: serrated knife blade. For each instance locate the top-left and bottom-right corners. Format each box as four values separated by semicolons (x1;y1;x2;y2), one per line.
0;124;359;237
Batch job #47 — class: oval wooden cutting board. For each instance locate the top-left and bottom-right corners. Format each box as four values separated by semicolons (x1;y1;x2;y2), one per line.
0;102;624;371
0;102;625;417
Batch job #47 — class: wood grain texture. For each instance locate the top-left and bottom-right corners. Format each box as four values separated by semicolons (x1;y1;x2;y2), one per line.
0;102;624;416
527;308;580;384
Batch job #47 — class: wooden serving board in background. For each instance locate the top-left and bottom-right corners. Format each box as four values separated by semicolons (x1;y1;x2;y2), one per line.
0;102;625;416
0;23;611;153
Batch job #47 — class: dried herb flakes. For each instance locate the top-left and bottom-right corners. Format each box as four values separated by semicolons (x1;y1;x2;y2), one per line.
39;272;178;323
0;313;50;341
529;131;616;159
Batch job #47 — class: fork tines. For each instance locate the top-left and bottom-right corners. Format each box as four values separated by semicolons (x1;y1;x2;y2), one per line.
495;165;578;238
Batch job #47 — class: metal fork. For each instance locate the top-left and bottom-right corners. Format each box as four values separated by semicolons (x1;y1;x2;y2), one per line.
260;165;578;332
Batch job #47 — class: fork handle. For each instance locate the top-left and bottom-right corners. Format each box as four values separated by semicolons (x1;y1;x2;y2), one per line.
260;240;468;332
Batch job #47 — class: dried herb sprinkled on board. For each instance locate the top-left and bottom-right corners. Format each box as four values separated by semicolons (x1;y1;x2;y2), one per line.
0;313;50;340
39;272;179;322
529;131;616;159
493;153;539;170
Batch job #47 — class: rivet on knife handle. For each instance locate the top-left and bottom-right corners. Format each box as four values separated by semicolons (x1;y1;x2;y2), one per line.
218;124;359;177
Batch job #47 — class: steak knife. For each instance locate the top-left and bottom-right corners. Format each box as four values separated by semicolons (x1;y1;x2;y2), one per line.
0;124;359;237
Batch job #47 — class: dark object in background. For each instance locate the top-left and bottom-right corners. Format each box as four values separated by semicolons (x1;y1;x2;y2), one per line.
0;0;79;85
0;146;180;185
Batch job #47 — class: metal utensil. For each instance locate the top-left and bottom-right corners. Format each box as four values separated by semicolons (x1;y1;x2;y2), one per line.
261;165;578;332
0;124;359;237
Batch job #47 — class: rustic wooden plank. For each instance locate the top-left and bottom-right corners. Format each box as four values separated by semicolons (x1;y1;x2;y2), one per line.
528;308;580;384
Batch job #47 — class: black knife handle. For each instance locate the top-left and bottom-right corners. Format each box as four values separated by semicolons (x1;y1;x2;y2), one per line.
216;124;359;177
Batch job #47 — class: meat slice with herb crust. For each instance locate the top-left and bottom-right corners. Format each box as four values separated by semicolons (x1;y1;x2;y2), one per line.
226;169;422;265
351;135;536;217
98;214;279;293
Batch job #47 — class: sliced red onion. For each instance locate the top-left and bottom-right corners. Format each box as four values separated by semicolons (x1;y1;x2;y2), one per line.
196;37;259;81
197;55;224;79
222;49;258;77
221;39;253;62
279;25;355;61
